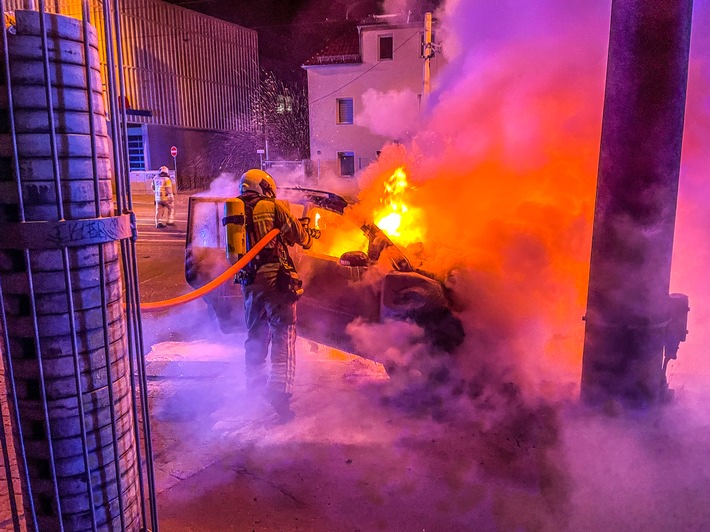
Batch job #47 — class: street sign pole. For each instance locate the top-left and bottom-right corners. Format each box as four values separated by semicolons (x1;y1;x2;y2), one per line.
172;155;177;191
170;145;178;191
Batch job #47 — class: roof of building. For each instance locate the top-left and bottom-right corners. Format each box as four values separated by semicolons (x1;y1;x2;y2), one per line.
302;22;360;67
302;12;438;68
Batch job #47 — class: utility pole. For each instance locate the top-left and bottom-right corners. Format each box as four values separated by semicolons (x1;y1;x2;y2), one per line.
422;12;433;98
581;0;693;407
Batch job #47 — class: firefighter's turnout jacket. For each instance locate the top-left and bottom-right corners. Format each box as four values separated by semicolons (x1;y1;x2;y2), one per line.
160;177;174;205
239;190;312;397
240;191;311;273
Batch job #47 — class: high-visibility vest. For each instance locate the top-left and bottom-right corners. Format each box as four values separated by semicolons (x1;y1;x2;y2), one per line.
152;176;165;202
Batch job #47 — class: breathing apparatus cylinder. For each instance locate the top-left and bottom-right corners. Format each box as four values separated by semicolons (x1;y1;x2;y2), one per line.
224;198;247;265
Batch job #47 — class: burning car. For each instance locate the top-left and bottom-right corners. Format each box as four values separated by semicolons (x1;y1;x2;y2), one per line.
184;187;464;360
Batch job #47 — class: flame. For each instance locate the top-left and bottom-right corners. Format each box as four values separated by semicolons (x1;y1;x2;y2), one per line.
374;167;424;247
306;207;368;259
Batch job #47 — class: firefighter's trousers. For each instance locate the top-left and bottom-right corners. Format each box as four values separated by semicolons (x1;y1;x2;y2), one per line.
156;199;174;226
241;268;297;395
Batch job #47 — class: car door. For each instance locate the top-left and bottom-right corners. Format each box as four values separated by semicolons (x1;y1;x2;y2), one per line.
291;204;381;353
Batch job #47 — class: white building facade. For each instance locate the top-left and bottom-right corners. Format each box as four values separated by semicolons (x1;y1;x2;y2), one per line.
304;15;444;179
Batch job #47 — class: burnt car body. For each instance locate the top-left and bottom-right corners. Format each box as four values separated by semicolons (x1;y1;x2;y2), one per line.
184;187;464;358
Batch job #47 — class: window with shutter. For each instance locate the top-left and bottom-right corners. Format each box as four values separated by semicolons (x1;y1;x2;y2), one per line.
379;35;393;60
336;98;353;124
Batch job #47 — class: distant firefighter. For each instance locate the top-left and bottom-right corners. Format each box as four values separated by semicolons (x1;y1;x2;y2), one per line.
154;165;175;228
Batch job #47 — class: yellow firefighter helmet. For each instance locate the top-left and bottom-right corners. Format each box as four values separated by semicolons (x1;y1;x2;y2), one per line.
239;169;277;198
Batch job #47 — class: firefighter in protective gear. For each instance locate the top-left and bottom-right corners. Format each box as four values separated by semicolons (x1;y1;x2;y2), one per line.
237;169;312;421
155;166;175;228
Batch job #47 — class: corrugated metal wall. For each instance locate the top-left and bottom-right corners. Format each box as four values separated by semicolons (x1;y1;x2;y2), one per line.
6;0;259;133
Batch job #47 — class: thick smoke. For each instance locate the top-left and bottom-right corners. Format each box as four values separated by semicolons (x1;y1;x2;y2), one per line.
195;167;311;199
339;0;710;527
355;88;420;139
668;0;710;379
351;0;610;391
195;172;240;198
150;2;710;529
382;0;431;16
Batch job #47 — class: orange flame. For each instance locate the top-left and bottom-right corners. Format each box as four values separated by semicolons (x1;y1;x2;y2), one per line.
374;167;424;248
307;207;368;259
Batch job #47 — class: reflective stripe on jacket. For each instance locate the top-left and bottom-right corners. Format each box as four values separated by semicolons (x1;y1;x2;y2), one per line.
240;191;312;272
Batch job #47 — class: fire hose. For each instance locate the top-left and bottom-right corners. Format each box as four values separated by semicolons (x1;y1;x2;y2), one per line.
139;228;281;311
138;219;321;311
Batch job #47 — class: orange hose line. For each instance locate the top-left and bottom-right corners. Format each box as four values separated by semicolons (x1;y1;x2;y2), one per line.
139;228;281;312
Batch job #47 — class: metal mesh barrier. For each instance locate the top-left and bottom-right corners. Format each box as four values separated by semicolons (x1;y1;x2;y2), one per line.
0;1;157;530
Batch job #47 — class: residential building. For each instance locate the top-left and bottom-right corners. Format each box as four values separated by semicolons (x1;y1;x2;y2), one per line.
303;13;444;179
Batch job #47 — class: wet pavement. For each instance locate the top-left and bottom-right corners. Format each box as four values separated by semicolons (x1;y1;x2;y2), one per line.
147;328;414;532
4;191;710;530
4;324;710;532
146;311;710;532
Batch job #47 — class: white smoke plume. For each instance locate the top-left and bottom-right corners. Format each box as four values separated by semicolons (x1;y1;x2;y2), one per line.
340;0;710;526
350;0;610;393
195;172;239;198
382;0;426;16
150;2;710;530
355;88;420;139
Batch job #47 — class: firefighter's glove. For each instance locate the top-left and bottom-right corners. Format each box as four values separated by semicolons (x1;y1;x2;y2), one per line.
299;217;321;240
306;227;321;239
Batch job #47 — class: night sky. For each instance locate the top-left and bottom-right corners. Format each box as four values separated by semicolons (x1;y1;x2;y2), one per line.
163;0;384;81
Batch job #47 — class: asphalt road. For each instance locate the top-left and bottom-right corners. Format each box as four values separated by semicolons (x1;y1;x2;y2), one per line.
132;194;191;304
129;192;231;349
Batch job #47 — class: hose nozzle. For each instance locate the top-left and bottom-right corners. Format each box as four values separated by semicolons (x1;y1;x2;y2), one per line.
299;217;321;239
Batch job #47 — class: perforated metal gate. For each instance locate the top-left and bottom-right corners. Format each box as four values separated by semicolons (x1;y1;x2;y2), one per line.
0;1;158;530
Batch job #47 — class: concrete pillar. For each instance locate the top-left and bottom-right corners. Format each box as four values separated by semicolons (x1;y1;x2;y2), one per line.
581;0;693;406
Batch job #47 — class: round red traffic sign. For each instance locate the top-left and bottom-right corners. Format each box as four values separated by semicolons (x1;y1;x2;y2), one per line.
170;145;178;157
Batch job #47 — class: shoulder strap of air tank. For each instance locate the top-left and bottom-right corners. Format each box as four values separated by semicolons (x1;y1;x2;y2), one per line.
242;196;280;271
249;196;294;270
242;196;257;251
